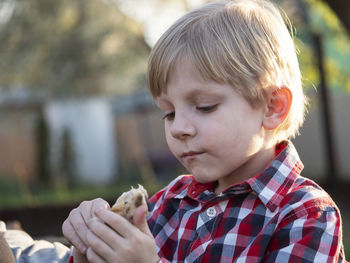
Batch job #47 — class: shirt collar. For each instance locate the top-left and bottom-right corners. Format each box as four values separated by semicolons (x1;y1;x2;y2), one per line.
246;140;304;212
167;141;304;211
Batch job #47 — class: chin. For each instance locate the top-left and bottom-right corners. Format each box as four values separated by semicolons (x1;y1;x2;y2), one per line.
192;174;216;184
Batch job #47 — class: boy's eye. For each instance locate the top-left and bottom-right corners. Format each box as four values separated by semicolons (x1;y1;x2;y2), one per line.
162;112;175;120
196;104;217;112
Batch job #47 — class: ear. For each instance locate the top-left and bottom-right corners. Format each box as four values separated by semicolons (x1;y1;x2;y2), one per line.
263;87;292;130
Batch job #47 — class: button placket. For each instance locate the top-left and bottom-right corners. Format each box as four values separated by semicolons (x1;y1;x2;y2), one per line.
206;207;217;218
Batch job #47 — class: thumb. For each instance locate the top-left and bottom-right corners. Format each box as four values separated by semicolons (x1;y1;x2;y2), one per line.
133;205;152;236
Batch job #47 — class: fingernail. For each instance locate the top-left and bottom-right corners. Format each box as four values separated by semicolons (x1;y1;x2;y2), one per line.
79;244;87;254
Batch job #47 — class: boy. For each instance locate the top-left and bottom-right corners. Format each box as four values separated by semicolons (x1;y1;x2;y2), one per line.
62;0;347;262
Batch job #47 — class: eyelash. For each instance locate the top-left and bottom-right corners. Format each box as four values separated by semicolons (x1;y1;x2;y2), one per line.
196;104;218;112
162;112;175;120
162;104;217;121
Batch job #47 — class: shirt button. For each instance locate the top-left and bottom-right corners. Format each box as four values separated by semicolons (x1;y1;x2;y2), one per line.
206;207;216;218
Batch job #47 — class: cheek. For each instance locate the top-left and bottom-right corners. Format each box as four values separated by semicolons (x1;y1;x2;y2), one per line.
164;128;177;154
164;128;171;145
204;115;260;152
203;121;239;149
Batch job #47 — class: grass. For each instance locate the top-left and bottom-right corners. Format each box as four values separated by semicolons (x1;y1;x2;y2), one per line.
0;176;164;209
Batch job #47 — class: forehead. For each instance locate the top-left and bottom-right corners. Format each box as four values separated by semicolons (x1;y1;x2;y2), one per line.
167;56;205;85
156;55;245;105
156;62;235;105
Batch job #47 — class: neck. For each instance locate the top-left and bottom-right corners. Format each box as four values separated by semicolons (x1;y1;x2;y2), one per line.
215;144;275;194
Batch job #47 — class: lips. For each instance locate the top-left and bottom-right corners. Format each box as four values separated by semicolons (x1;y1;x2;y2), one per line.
181;151;204;158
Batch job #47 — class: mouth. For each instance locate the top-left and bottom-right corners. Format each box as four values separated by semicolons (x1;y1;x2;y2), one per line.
181;151;204;158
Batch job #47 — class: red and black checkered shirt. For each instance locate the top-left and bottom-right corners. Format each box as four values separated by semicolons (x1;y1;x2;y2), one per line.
147;141;347;262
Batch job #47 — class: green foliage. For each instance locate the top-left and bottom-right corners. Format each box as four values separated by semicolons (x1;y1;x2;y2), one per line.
0;176;21;198
273;0;350;95
0;175;165;209
1;0;348;97
308;0;350;93
297;0;350;93
0;0;150;97
36;110;50;184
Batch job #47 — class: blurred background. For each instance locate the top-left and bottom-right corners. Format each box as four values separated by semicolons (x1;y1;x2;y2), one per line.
0;0;349;258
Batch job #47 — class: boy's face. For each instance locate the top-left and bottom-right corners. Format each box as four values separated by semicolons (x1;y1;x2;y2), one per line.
155;59;275;193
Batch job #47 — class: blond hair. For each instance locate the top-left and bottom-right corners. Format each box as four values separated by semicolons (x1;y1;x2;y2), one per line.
147;0;308;142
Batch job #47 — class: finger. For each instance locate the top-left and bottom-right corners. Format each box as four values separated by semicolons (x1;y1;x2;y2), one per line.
70;208;92;244
86;227;115;261
62;219;87;254
133;205;153;237
63;209;89;253
79;200;94;225
88;217;124;249
79;199;109;225
86;247;106;263
77;199;109;242
95;209;134;238
91;198;110;217
73;248;89;263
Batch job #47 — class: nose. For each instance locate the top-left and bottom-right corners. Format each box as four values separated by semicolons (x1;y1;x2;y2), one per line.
170;113;196;140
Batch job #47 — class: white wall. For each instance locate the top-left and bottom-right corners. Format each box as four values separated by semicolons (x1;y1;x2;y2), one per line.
46;98;118;184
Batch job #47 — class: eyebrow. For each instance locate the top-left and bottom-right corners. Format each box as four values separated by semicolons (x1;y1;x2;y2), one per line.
184;87;225;102
156;82;228;106
156;89;221;105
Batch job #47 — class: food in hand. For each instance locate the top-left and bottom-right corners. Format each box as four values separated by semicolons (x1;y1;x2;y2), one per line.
111;184;148;221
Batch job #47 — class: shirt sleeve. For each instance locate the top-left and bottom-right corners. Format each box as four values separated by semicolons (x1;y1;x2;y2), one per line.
1;221;71;263
264;206;345;263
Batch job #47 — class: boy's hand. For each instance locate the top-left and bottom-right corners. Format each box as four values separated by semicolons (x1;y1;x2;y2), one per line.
62;198;110;254
85;205;159;263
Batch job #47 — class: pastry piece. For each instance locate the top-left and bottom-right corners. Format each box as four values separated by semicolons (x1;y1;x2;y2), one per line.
111;184;148;222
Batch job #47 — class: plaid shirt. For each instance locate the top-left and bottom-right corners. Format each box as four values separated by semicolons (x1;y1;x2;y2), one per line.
147;141;347;263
